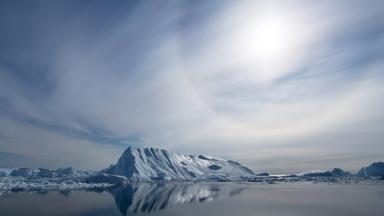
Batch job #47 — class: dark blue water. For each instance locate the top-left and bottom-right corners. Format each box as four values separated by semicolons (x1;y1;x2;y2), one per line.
0;182;383;216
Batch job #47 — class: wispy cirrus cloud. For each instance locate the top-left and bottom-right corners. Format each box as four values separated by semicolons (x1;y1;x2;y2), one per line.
0;0;383;172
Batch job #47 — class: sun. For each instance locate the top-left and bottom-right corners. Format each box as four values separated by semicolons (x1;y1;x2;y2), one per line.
237;15;292;64
230;11;299;82
255;17;290;60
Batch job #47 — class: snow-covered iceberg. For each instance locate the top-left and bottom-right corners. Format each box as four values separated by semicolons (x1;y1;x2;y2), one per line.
0;167;105;192
358;162;384;177
102;147;255;181
84;173;128;185
0;167;93;178
297;168;351;177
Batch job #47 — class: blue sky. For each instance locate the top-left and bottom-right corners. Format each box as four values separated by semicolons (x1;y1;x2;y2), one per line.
0;0;383;173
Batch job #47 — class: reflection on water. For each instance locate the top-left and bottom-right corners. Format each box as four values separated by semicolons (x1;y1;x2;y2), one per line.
1;182;384;216
111;183;246;215
0;182;247;216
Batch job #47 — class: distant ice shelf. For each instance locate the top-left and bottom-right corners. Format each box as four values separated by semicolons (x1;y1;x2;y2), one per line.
0;176;112;192
0;167;111;192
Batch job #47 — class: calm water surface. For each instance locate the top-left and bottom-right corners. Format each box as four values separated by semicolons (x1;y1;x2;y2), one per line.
0;182;383;216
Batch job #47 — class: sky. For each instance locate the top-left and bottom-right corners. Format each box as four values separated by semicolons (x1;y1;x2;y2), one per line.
0;0;383;173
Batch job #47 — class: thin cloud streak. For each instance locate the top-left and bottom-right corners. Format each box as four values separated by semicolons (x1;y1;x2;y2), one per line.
0;0;383;172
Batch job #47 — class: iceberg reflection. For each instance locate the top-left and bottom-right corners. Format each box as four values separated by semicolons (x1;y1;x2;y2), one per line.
110;183;247;215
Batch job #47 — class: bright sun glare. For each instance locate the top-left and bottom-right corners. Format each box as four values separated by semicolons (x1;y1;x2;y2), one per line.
238;15;292;64
232;11;299;82
255;17;290;60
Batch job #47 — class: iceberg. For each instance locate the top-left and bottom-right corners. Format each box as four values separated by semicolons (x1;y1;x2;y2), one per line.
102;147;255;181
